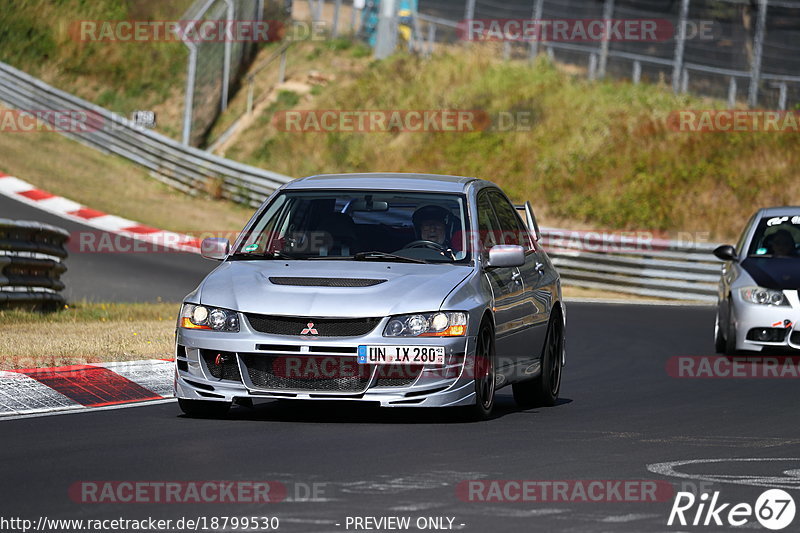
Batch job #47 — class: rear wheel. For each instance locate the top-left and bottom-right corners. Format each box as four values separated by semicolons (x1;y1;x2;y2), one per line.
513;314;563;408
178;398;231;418
466;322;496;421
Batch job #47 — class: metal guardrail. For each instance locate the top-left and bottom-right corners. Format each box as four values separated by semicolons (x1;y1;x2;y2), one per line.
0;219;69;310
540;228;720;302
0;62;293;209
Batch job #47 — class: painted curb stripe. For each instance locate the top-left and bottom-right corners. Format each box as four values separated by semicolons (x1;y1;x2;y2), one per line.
13;365;163;407
0;173;202;253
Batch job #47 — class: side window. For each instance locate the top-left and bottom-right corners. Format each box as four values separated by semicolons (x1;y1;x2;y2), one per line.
477;193;501;251
488;191;533;250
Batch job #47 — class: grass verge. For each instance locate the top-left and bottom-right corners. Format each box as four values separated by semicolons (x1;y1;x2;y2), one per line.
0;301;177;369
224;43;800;241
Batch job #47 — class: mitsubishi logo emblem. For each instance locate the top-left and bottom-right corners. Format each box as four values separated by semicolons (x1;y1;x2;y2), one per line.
301;322;318;335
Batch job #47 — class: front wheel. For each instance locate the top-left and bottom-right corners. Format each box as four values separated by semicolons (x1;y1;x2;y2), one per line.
465;322;496;421
178;398;231;418
513;314;563;408
723;299;738;355
714;306;726;353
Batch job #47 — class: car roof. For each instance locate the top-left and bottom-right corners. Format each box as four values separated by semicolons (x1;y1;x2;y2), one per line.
757;206;800;217
284;173;483;193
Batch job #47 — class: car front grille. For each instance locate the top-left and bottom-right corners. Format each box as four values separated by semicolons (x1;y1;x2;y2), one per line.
239;353;372;393
200;350;242;382
791;331;800;345
244;314;382;337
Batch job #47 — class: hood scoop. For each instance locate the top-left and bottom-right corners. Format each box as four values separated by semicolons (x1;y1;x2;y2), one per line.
268;277;387;287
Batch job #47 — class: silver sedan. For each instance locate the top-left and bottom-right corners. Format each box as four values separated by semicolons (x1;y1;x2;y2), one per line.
174;173;565;420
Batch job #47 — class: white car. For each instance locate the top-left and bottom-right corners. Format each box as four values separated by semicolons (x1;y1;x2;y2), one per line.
713;206;800;354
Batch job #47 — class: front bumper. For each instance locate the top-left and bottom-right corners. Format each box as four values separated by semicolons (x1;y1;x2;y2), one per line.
174;316;478;408
732;289;800;352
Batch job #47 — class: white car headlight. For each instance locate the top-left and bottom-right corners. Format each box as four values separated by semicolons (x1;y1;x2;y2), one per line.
179;303;240;332
739;287;789;306
383;312;467;337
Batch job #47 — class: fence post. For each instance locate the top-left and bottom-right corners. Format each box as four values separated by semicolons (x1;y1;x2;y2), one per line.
598;0;615;78
503;41;511;61
748;0;768;107
632;60;641;84
374;0;397;59
465;0;476;24
181;34;198;146
427;22;436;57
333;0;342;37
671;0;690;93
776;82;787;110
680;68;689;93
221;0;235;112
247;78;254;115
529;0;544;60
588;53;597;80
279;47;288;84
727;77;737;108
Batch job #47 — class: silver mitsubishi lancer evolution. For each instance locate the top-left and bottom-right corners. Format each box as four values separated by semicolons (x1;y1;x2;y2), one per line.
174;173;565;420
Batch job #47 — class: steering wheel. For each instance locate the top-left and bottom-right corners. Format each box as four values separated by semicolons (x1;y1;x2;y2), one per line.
402;240;455;260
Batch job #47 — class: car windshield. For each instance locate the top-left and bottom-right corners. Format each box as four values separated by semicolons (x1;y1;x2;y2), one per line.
746;214;800;258
231;190;471;264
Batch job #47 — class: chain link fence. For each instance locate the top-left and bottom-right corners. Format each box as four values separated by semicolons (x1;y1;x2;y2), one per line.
180;0;270;146
347;0;800;110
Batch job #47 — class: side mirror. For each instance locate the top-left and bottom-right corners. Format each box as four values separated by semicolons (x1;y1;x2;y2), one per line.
487;245;525;268
201;237;230;261
713;244;737;261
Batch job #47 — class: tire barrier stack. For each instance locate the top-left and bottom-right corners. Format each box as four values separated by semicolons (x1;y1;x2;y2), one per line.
0;219;69;311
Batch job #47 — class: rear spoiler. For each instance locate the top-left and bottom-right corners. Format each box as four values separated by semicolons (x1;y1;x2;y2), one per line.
514;201;541;241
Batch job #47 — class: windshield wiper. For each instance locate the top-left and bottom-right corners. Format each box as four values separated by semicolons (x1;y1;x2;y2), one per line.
228;250;299;260
353;251;428;264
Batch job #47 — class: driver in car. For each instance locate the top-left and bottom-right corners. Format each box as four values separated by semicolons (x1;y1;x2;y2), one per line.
767;229;798;257
411;205;462;257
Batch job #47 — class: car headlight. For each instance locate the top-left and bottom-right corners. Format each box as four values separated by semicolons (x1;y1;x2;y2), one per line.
384;312;467;337
739;287;789;306
179;303;240;332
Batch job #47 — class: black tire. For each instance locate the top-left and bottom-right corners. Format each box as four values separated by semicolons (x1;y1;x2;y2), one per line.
512;313;563;408
466;321;496;421
723;299;738;356
178;398;231;418
714;306;726;354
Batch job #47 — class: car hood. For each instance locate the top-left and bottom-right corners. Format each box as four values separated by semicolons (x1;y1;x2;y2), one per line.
197;260;473;317
741;257;800;290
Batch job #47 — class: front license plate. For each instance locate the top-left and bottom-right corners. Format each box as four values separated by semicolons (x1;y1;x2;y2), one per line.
358;345;445;365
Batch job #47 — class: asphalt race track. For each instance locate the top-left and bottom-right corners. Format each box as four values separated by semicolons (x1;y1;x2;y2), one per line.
1;194;215;302
3;302;799;532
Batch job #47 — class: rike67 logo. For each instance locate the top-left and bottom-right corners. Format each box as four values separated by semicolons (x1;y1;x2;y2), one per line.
668;489;796;530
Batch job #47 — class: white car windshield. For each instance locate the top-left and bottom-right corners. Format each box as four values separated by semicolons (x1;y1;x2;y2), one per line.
746;214;800;258
231;190;471;263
